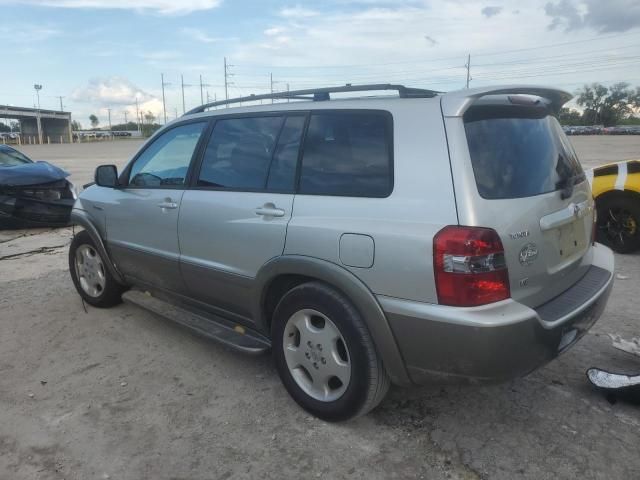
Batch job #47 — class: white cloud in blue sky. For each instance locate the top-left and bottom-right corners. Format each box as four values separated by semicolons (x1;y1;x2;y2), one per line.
0;0;638;126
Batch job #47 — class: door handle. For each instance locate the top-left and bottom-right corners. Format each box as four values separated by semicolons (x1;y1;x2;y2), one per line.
255;203;285;217
157;199;178;210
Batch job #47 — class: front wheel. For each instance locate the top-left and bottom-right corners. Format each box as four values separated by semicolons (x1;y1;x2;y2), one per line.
596;194;640;253
271;282;390;422
69;230;127;307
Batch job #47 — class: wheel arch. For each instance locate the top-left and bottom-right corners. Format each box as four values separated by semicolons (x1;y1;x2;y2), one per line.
594;188;640;204
254;255;411;386
70;208;126;285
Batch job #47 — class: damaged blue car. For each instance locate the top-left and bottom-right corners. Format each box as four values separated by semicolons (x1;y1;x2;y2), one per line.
0;145;76;229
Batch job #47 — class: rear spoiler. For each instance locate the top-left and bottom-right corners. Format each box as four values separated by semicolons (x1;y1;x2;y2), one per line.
440;85;572;118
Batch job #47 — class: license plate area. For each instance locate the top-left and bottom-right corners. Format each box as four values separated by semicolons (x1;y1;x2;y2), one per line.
557;220;586;259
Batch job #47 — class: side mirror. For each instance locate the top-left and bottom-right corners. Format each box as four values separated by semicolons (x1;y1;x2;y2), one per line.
95;164;119;188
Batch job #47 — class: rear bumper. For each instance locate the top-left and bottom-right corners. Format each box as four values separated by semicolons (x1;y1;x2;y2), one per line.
380;243;614;385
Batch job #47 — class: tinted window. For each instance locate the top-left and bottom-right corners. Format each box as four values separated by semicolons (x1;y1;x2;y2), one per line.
198;116;284;189
129;122;206;187
299;112;392;197
464;107;584;199
266;115;305;191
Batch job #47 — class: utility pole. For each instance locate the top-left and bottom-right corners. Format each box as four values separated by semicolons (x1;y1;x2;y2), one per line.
107;108;112;131
224;57;235;107
135;98;141;133
286;83;290;103
161;73;171;124
181;74;195;114
199;74;211;106
56;96;65;111
181;75;186;114
123;111;128;125
270;73;274;104
465;54;472;89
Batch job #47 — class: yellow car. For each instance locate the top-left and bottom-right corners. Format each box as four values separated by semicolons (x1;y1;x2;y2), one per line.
588;159;640;253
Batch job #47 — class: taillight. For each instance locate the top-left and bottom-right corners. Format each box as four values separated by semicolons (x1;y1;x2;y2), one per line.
433;226;510;307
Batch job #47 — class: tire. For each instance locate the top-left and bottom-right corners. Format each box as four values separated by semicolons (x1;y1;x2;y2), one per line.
69;230;127;307
271;282;390;422
596;194;640;253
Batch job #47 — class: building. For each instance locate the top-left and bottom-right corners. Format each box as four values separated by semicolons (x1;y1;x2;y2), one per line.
0;105;73;144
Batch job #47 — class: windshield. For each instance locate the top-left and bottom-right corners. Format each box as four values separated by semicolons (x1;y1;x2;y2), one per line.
464;106;584;200
0;147;32;167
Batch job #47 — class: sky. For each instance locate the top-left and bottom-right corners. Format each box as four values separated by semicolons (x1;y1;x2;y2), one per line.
0;0;639;128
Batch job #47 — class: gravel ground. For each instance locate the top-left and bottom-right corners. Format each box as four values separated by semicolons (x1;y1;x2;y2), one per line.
1;137;639;479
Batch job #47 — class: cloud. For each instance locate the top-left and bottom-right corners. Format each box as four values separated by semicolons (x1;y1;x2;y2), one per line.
1;0;222;15
71;77;155;107
0;23;60;43
180;27;226;43
545;0;640;32
481;5;503;18
279;5;320;18
264;26;286;36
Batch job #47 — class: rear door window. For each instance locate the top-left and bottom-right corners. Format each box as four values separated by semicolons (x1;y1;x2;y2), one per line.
464;106;584;199
299;111;392;197
198;116;285;190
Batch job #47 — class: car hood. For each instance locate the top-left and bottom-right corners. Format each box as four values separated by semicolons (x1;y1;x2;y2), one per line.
0;161;70;187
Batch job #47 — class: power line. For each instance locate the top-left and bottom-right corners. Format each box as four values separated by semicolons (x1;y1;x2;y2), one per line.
232;30;640;71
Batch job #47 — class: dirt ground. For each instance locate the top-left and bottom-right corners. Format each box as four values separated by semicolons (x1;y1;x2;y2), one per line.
1;137;639;479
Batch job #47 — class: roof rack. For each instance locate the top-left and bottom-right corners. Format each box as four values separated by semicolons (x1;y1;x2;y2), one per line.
185;83;440;115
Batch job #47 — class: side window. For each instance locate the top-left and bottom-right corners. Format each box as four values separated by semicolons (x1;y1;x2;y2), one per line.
299;112;392;197
128;122;206;187
198;116;284;189
266;115;305;191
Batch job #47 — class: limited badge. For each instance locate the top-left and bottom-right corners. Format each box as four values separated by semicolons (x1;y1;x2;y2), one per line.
519;243;538;266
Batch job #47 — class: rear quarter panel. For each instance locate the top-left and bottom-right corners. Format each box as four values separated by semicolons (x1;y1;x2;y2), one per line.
284;100;458;303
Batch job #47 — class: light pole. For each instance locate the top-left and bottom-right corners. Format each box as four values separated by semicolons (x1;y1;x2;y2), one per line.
33;84;43;144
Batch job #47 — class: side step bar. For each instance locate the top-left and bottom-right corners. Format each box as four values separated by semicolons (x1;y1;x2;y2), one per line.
122;290;271;355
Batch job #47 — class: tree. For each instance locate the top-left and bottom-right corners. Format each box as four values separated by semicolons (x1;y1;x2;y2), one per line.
143;111;156;124
0;122;10;133
10;121;20;132
89;114;99;128
71;120;82;131
558;107;582;125
575;82;639;126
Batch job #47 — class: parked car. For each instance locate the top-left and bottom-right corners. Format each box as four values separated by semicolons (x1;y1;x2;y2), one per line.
68;84;614;421
0;145;76;228
589;159;640;253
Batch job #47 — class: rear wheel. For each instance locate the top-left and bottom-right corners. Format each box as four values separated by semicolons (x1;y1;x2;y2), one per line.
596;194;640;253
69;230;126;307
271;282;390;421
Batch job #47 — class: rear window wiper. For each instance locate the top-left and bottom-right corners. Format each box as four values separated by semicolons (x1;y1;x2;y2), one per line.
556;173;582;199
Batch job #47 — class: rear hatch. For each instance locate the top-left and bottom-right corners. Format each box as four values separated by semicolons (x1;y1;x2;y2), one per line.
445;93;594;308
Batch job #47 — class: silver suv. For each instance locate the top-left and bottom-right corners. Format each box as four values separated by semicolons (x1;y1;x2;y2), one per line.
69;84;614;421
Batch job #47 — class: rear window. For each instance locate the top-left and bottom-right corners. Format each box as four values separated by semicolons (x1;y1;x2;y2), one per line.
464;106;584;199
299;111;392;197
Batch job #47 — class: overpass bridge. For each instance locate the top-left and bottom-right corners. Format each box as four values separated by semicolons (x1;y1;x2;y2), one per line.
0;105;73;144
